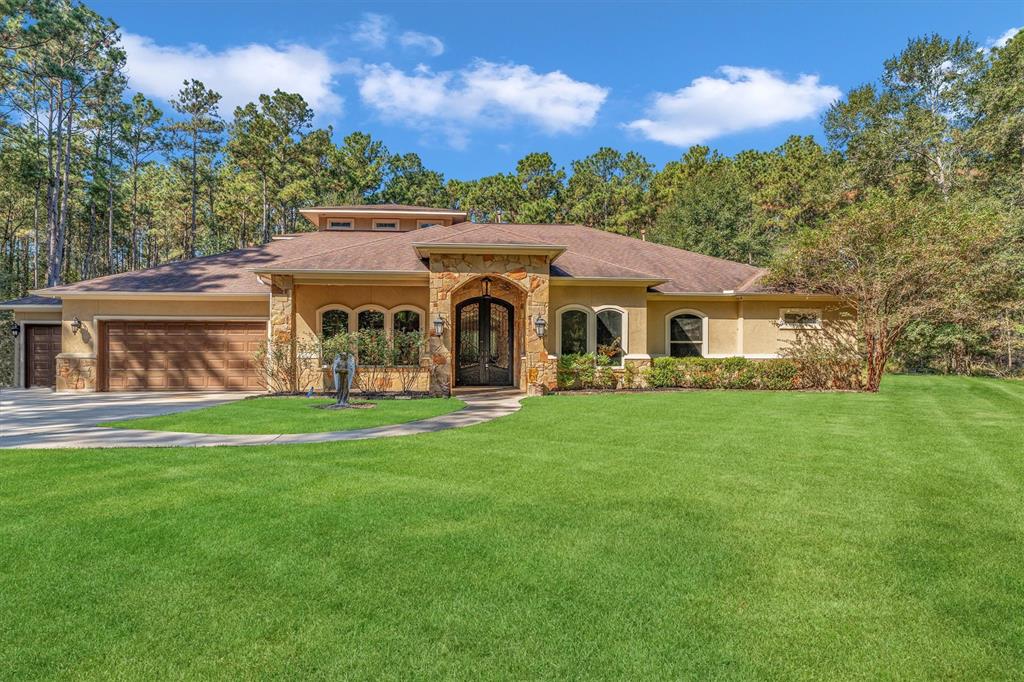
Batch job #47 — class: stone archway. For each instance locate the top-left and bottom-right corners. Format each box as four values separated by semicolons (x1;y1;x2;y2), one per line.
427;254;555;396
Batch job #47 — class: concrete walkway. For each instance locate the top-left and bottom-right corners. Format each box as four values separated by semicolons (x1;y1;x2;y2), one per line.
0;387;524;449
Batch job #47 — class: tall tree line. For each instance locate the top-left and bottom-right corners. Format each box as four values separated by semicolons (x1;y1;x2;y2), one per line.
1;0;1022;373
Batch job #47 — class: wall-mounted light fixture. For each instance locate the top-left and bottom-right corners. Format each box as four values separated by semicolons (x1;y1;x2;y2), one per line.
8;322;19;338
70;316;83;335
432;315;445;337
481;276;491;298
534;315;547;338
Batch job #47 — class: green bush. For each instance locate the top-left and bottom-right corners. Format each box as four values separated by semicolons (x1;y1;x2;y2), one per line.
644;356;799;390
556;353;616;390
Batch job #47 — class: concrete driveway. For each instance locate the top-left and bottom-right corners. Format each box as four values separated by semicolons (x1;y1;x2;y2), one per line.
0;387;524;449
0;389;255;449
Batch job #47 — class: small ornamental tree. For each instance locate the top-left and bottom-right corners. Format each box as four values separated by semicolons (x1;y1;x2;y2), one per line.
768;192;1021;391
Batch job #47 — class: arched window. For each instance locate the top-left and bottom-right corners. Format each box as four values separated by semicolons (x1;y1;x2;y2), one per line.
560;309;589;356
393;310;420;334
596;309;624;365
357;309;385;331
668;313;705;357
392;309;422;365
321;309;349;338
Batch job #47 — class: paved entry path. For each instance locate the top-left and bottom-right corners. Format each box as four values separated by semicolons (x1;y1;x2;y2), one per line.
0;387;524;449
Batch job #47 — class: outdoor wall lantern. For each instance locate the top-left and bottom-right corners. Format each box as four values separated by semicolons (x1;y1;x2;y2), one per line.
8;322;19;338
481;276;491;298
534;315;547;338
432;315;445;337
70;316;83;335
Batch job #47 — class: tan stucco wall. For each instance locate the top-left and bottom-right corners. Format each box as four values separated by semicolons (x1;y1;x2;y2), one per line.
647;300;740;356
12;309;62;323
294;284;430;340
742;301;853;356
549;285;649;356
59;298;269;355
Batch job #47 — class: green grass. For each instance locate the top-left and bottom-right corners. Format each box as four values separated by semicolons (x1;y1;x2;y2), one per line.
2;375;1023;679
101;396;465;434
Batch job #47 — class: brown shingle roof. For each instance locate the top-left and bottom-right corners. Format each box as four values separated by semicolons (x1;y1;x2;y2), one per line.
302;204;465;213
34;221;766;296
0;294;61;307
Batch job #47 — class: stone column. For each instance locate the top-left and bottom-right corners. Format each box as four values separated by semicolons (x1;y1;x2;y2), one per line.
427;268;455;396
522;260;555;396
269;274;296;391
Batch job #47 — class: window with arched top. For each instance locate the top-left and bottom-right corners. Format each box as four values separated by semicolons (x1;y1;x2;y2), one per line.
357;309;385;331
321;309;349;338
560;309;589;356
392;310;422;365
393;310;420;334
596;309;624;365
668;313;705;357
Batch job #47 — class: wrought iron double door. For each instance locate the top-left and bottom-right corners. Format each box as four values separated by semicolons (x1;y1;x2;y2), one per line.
455;297;514;386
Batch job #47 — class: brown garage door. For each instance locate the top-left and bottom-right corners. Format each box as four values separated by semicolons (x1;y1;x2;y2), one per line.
104;320;266;391
25;324;61;388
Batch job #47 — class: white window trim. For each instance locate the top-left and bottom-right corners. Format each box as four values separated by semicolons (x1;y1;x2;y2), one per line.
417;220;442;229
594;305;628;367
326;219;354;230
665;308;709;358
316;304;354;336
778;308;823;330
372;219;400;231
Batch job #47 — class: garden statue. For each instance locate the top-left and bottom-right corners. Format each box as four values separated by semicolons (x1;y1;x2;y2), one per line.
331;352;357;406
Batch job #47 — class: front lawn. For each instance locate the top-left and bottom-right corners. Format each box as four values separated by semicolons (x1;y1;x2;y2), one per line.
2;376;1023;678
101;396;465;434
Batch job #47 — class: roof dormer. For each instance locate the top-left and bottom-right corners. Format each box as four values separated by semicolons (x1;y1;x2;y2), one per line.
299;204;468;232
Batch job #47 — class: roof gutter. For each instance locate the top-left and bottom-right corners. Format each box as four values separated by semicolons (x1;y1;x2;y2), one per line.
0;304;62;311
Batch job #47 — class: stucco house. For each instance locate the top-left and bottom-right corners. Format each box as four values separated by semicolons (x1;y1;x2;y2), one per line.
2;204;841;394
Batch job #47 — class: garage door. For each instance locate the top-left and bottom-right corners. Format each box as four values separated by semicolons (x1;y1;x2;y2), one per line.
104;320;266;391
25;324;61;388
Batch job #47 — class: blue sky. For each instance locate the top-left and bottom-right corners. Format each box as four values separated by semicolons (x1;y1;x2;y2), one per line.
93;0;1022;179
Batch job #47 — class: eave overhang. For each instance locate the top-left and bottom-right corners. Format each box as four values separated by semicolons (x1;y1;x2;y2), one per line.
0;304;63;311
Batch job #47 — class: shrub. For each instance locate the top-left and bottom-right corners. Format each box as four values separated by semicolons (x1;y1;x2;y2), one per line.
556;353;616;390
643;356;800;391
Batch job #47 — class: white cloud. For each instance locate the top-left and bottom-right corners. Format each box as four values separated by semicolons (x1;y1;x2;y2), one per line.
624;66;841;147
990;26;1020;49
399;31;445;57
352;13;390;50
121;33;344;116
358;60;608;145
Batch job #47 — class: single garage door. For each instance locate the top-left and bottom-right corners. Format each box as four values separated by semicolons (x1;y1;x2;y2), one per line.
104;320;266;391
25;324;61;388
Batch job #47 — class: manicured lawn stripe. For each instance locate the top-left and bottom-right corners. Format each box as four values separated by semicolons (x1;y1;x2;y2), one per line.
1;376;1022;678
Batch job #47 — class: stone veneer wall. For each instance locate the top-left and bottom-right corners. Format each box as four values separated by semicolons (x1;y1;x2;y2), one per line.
428;253;556;396
269;274;296;391
56;354;96;391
